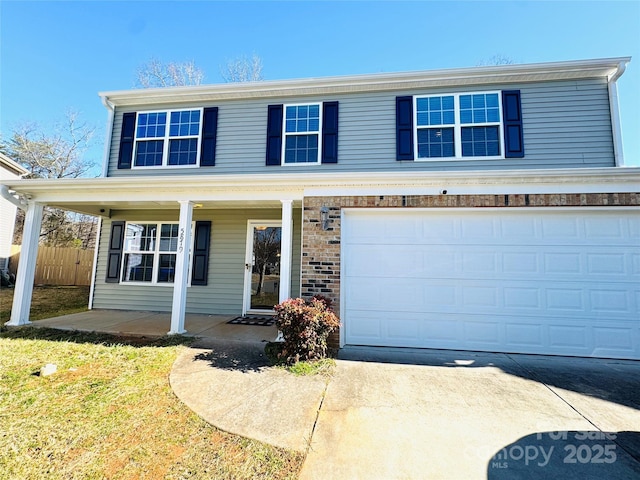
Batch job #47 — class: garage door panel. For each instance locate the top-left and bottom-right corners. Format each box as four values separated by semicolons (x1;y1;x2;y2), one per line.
343;209;640;359
464;321;501;344
540;216;580;239
593;327;635;351
348;245;635;281
583;216;625;239
504;287;541;309
548;325;587;348
348;274;638;320
505;323;544;347
590;289;631;313
344;244;425;277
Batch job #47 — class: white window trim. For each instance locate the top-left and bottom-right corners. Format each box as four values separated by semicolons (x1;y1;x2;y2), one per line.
414;91;505;161
120;221;195;286
132;108;204;169
281;102;323;166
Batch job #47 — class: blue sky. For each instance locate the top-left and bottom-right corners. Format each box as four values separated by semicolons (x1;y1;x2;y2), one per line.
1;1;638;171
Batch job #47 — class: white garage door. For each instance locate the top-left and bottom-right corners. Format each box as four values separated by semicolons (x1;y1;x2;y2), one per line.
342;208;640;359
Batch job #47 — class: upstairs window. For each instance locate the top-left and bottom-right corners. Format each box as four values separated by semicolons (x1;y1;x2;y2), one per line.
415;92;502;160
133;109;202;167
284;104;322;164
265;102;339;166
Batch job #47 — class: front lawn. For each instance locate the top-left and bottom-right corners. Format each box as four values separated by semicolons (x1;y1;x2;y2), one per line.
0;327;303;479
0;285;91;322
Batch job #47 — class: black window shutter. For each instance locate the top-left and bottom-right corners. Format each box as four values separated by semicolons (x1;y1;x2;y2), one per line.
105;221;125;283
502;90;524;158
191;221;211;286
396;96;414;161
200;107;218;166
321;101;339;164
118;112;136;169
266;105;283;166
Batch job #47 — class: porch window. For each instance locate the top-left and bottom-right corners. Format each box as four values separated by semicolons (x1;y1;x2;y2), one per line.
121;222;192;284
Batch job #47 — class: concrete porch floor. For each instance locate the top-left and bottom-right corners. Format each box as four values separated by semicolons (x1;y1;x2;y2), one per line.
31;309;278;343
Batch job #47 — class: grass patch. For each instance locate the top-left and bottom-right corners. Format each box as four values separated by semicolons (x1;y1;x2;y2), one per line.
0;327;303;479
285;358;336;377
0;285;90;322
265;342;336;377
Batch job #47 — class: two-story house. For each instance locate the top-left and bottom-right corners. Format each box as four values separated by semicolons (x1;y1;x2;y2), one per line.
3;57;639;359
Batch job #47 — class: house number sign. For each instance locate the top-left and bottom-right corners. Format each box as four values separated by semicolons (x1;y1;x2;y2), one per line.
178;227;185;253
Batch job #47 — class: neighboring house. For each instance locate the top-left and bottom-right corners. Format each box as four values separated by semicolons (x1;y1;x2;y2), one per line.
0;152;29;271
3;57;639;359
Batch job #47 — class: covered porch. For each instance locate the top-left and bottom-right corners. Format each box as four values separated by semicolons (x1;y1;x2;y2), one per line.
1;174;306;335
32;309;278;343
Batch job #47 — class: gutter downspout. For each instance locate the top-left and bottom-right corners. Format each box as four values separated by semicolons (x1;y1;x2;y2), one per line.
0;185;28;211
100;96;115;178
607;60;628;167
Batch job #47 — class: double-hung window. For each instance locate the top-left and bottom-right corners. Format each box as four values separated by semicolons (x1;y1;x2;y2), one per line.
134;109;202;167
121;222;191;284
283;104;322;164
415;92;503;159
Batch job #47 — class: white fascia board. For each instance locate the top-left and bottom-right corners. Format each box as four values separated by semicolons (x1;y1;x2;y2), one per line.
3;167;639;204
99;57;631;107
0;152;29;176
304;168;640;196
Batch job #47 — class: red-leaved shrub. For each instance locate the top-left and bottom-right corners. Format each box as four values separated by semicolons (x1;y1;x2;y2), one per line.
273;295;340;364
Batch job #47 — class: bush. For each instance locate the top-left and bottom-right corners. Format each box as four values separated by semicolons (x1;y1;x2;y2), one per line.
273;295;340;365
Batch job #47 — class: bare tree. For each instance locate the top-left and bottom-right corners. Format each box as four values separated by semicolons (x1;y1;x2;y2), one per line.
476;54;517;67
4;111;96;179
1;111;99;249
135;57;204;88
220;53;264;83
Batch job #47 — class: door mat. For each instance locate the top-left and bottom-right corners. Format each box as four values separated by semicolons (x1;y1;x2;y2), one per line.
227;315;276;327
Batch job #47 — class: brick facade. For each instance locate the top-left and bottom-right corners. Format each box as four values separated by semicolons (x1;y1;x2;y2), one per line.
301;193;640;348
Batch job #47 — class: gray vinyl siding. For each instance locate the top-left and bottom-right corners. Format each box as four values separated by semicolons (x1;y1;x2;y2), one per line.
92;208;302;314
106;78;614;177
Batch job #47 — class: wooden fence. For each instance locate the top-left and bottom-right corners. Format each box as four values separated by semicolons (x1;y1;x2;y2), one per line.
8;245;94;286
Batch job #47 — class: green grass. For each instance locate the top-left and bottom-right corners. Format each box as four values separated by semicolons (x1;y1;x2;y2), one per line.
0;285;91;322
265;343;336;377
0;327;304;479
285;358;336;377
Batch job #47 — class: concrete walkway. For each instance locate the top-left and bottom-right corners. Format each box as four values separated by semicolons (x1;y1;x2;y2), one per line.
170;342;640;479
170;338;328;452
35;309;278;342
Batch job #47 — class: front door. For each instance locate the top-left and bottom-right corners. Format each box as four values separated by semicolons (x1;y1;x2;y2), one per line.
243;221;282;315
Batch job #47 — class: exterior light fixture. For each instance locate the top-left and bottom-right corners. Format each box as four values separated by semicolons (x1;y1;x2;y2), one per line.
320;206;329;230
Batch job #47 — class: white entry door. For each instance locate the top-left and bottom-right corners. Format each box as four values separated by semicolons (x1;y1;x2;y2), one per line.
243;221;282;315
342;208;640;359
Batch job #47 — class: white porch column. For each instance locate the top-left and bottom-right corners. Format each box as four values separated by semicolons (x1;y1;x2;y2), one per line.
7;202;44;326
168;200;193;335
279;199;293;302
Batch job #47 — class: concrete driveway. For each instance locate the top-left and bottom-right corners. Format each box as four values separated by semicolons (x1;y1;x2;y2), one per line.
301;347;640;479
171;342;640;479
